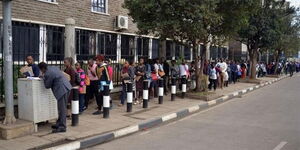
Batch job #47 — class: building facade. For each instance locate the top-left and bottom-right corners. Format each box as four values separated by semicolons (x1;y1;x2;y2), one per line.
0;0;199;64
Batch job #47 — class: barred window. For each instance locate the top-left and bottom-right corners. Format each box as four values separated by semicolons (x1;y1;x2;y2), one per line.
91;0;107;13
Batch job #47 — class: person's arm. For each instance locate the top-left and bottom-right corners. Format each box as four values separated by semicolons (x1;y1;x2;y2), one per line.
32;65;40;77
69;68;76;86
43;72;54;89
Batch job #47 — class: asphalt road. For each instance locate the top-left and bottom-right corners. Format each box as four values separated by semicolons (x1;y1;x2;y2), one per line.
87;75;300;150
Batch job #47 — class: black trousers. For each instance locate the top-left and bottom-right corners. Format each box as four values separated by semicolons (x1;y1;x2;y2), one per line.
208;79;217;90
56;91;70;129
85;80;101;109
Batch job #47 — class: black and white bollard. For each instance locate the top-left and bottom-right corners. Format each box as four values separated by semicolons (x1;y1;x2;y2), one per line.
103;85;110;118
171;78;176;101
158;79;164;104
126;82;133;112
143;80;149;108
181;76;187;99
72;87;79;126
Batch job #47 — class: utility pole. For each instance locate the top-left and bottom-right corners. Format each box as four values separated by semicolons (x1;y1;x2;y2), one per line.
2;0;16;124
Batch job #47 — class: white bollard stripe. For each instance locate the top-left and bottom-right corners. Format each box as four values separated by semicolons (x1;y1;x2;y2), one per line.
182;84;187;92
233;92;239;96
171;86;176;94
208;100;216;106
159;87;164;96
71;101;79;114
114;125;139;138
127;92;133;103
103;96;110;108
143;90;149;99
188;105;199;113
162;113;177;122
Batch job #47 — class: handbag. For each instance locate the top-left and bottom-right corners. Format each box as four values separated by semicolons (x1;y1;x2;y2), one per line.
84;76;90;86
158;70;165;77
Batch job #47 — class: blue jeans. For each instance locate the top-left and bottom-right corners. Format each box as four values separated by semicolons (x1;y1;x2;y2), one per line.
79;94;85;112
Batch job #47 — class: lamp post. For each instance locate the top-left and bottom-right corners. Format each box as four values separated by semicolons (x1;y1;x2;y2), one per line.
1;0;16;124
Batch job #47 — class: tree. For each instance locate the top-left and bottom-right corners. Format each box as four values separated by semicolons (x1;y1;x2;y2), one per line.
237;0;294;79
124;0;252;91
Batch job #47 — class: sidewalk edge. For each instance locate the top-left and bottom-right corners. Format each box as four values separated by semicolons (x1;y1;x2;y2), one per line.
44;75;289;150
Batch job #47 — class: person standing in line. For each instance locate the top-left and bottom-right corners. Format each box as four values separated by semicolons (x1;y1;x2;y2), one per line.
120;60;130;106
75;61;87;114
38;62;72;133
179;60;189;90
161;57;170;95
208;63;217;91
93;55;110;115
230;61;238;84
85;58;99;109
64;57;76;118
135;58;146;104
106;59;114;109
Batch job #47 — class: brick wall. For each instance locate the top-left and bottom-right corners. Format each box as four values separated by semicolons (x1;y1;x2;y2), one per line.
0;0;138;33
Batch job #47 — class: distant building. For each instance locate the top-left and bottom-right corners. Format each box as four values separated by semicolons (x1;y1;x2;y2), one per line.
228;40;248;61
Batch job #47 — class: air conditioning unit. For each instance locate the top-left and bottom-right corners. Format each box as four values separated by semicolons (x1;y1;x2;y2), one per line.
116;15;128;30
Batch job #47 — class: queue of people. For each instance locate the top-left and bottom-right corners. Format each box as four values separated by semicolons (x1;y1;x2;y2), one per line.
20;54;299;133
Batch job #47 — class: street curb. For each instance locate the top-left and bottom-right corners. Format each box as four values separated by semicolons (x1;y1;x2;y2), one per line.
44;75;289;150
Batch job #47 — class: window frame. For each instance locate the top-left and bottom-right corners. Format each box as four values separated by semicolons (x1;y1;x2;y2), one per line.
91;0;109;15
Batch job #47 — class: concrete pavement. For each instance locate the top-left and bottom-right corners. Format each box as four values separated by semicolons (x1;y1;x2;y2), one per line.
0;76;286;150
87;75;300;150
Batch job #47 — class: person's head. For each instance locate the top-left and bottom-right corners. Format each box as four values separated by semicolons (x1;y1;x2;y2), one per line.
139;58;144;65
210;63;215;68
64;57;74;68
26;56;34;65
88;58;94;66
123;60;129;68
160;57;165;63
129;59;135;66
75;61;84;70
171;60;176;65
38;62;48;74
95;55;105;65
155;58;160;64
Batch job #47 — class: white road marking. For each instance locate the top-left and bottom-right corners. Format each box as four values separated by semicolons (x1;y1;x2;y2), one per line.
273;141;288;150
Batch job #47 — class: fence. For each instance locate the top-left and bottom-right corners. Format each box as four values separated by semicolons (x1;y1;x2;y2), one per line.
0;22;123;103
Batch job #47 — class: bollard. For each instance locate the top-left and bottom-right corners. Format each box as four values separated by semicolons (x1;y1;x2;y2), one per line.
72;87;79;126
181;76;187;99
171;78;176;101
103;85;110;118
158;79;164;104
126;82;133;112
143;80;149;108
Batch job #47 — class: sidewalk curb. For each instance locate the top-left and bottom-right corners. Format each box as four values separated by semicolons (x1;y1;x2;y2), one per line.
44;75;289;150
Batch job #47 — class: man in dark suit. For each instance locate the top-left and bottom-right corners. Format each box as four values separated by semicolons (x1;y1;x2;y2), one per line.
38;62;72;133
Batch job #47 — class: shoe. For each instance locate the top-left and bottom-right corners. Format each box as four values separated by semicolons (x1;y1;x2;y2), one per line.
51;125;58;129
118;104;124;107
92;110;102;115
52;128;66;133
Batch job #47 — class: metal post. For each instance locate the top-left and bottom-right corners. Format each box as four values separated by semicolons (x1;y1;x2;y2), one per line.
2;0;16;125
181;76;187;99
142;80;149;108
158;79;164;104
103;85;110;118
71;87;79;126
64;18;75;59
171;78;176;101
126;82;133;112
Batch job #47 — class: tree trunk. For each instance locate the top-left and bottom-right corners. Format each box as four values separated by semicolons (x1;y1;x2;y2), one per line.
274;50;281;75
249;48;258;79
194;43;207;92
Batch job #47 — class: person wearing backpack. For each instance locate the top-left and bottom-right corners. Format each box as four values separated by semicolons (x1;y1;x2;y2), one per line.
64;57;76;118
75;61;87;114
93;55;110;115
